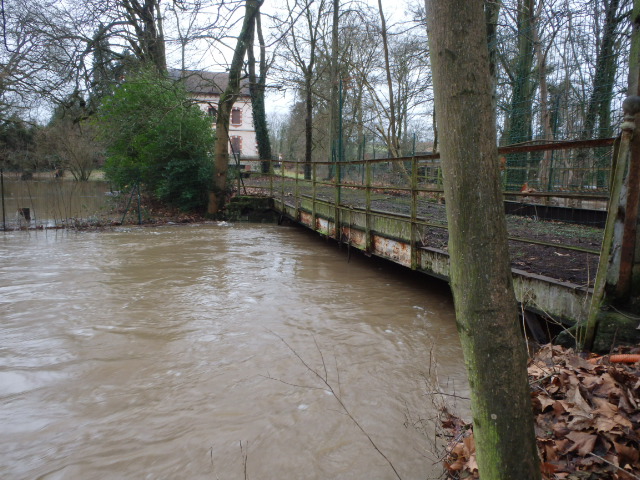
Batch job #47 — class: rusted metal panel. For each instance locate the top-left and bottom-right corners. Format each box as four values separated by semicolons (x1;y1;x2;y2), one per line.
418;247;450;279
372;235;411;267
341;226;366;249
299;210;314;229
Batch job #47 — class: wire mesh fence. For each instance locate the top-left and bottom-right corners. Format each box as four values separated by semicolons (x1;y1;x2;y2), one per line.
246;137;614;205
0;171;146;230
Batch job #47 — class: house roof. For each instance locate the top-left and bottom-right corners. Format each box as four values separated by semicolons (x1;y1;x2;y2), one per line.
169;69;251;96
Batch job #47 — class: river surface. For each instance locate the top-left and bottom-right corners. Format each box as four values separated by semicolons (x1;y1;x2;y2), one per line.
0;223;469;479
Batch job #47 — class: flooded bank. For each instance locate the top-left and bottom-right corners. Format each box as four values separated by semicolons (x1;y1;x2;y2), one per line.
0;223;468;479
0;177;114;229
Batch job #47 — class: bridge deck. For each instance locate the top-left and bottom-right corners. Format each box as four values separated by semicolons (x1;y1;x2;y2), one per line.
267;194;597;327
234;167;605;329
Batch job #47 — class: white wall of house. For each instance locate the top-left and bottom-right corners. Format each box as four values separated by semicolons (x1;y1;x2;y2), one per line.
193;94;258;161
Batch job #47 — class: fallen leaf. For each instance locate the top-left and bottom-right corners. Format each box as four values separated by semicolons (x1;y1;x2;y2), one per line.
565;431;597;456
614;442;640;466
536;394;556;411
463;434;476;456
593;373;623;398
567;414;595;430
553;400;568;416
567;384;593;416
541;462;558;475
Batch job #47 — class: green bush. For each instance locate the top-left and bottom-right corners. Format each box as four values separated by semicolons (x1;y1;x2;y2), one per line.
96;68;215;211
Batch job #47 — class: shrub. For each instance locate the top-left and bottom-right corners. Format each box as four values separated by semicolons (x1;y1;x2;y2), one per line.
97;68;215;211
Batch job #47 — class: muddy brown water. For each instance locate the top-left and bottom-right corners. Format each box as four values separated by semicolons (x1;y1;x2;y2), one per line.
1;178;114;228
0;224;469;479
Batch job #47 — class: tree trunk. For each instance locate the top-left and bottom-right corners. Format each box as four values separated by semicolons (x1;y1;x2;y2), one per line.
304;70;313;180
378;0;397;156
426;1;541;478
377;0;409;181
484;0;501;114
571;0;621;200
506;0;535;190
121;0;167;73
327;0;339;179
247;11;273;173
532;4;554;191
210;0;262;214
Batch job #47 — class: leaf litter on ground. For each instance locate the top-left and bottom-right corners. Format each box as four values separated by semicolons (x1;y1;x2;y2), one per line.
440;344;640;479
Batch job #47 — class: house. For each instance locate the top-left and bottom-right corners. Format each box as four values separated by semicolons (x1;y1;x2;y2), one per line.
170;69;259;169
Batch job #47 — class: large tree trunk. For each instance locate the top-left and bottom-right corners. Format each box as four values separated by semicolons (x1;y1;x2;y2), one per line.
247;11;272;173
377;0;398;156
426;1;541;478
210;0;262;214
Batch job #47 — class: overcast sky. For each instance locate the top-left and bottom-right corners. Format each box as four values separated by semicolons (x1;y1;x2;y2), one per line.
162;0;415;118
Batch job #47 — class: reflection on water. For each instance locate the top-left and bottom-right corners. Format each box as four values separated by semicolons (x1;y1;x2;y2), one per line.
0;224;468;479
0;177;113;228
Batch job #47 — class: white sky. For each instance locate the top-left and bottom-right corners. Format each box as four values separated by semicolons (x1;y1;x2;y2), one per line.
163;0;414;117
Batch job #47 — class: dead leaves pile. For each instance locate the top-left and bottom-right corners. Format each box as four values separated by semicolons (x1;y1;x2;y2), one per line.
442;344;640;479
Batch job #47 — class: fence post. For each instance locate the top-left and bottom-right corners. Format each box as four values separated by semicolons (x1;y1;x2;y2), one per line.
280;158;285;215
335;161;341;243
365;160;372;253
269;158;273;197
1;168;5;231
411;156;418;270
295;159;300;220
137;183;142;225
312;162;317;231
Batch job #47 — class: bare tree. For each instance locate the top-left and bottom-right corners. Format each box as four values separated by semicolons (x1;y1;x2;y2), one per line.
37;120;102;181
273;0;330;179
0;0;79;120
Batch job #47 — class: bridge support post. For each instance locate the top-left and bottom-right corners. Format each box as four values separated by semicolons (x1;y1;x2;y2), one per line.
312;162;317;231
410;156;418;270
335;162;341;243
582;7;640;350
365;161;372;253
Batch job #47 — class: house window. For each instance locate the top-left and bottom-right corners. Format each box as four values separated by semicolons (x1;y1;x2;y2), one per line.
207;105;217;121
231;107;242;126
230;136;242;155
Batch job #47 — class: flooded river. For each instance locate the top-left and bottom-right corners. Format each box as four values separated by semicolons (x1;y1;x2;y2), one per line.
1;223;468;479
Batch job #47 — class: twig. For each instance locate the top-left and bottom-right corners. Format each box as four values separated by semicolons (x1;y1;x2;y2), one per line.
528;372;559;385
267;330;403;480
334;353;342;399
422;392;470;400
240;440;248;480
587;452;640;480
608;304;640;321
259;373;325;391
313;336;328;383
